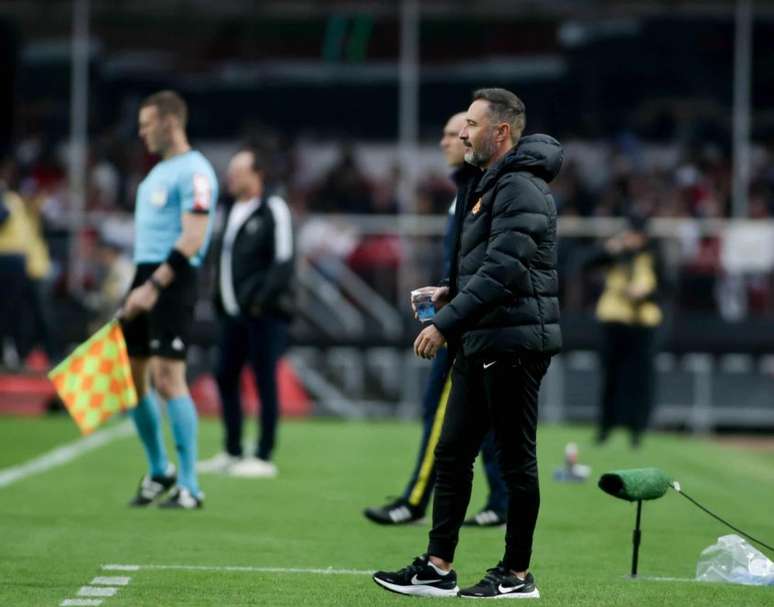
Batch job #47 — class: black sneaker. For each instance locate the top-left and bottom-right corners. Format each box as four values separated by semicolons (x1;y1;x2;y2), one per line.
463;508;507;527
459;564;539;599
373;554;459;597
158;487;204;510
363;498;424;525
128;465;176;507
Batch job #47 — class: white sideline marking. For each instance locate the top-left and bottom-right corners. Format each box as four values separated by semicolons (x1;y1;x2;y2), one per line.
0;421;133;489
78;586;118;597
91;576;131;586
102;563;373;576
635;576;697;583
60;600;103;606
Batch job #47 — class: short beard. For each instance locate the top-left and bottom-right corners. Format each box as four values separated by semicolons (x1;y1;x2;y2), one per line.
464;132;497;168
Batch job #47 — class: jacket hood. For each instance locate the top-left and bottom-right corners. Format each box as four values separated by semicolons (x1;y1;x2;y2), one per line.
476;133;563;194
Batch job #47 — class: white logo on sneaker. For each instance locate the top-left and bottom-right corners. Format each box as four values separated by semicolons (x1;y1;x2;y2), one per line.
472;509;505;526
497;583;525;594
389;506;411;523
483;361;497;369
411;574;442;585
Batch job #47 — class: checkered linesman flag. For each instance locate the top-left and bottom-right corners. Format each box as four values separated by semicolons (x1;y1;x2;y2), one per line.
48;320;138;435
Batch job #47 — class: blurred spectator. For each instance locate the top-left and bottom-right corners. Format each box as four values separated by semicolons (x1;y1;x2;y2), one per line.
371;164;400;214
83;233;134;332
309;145;375;214
15;188;59;365
551;159;594;216
586;212;668;448
415;172;456;215
0;158;32;368
88;149;121;211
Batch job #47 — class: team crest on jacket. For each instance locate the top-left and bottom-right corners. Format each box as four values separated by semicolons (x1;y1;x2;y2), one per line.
471;197;482;214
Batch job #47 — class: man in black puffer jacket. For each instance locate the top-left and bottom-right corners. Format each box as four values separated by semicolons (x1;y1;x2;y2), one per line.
373;88;563;600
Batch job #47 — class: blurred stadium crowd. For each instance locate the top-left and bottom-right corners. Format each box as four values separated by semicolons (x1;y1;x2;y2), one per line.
4;128;774;368
9;125;774;218
3;0;774;379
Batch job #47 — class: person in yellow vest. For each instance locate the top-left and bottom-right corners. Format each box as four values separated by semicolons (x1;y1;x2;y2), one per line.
591;212;666;448
0;175;33;367
23;195;50;282
17;191;58;364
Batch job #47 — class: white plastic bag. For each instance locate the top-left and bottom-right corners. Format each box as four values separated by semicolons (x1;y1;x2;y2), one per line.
696;534;774;586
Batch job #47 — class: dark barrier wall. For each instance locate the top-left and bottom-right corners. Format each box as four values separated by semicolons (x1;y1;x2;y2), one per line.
0;19;19;154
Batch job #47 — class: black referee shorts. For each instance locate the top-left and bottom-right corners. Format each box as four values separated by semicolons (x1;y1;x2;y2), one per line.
121;262;196;361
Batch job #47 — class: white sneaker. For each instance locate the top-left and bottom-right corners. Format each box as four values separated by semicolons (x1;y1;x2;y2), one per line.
197;452;240;474
228;457;278;478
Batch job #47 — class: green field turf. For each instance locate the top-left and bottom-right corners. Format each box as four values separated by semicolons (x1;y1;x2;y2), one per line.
0;414;772;606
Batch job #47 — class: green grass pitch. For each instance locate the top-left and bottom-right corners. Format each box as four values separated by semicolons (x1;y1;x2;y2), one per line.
0;415;772;606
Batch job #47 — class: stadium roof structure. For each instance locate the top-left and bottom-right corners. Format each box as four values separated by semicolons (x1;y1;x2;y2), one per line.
2;0;771;20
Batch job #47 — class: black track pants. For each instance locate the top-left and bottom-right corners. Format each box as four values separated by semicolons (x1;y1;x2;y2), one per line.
427;350;550;572
599;322;657;439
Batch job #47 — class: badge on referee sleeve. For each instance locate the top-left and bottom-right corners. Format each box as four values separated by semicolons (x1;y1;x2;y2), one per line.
191;173;212;212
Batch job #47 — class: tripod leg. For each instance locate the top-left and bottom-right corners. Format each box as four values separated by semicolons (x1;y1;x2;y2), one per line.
631;500;643;577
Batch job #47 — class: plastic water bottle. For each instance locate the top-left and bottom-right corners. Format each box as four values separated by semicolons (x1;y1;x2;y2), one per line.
411;288;436;322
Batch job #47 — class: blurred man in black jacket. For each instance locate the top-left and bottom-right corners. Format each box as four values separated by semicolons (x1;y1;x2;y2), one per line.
373;88;563;599
199;147;294;478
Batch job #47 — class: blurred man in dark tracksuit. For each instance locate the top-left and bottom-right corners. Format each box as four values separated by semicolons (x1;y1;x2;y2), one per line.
199;147;294;478
364;113;507;528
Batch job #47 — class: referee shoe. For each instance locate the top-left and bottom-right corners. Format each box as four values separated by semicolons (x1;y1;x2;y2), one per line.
128;464;176;507
373;554;459;597
159;487;204;510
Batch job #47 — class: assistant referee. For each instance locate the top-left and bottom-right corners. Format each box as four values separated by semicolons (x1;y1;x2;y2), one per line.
121;90;218;510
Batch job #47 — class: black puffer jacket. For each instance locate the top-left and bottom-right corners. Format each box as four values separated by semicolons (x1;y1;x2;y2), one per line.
432;134;563;357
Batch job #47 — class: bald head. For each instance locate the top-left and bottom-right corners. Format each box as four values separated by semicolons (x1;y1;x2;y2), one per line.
440;112;468;168
227;149;264;201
